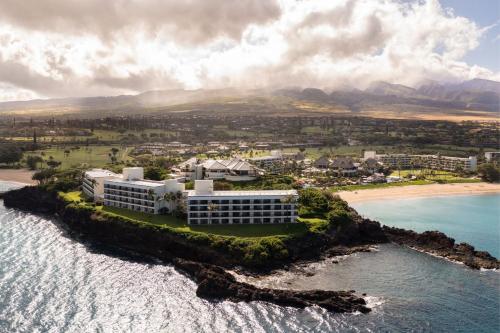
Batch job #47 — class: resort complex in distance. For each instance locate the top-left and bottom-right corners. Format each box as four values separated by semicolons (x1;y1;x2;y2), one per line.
83;167;299;224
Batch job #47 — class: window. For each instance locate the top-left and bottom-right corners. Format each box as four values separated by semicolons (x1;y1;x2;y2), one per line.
253;218;262;224
232;218;241;224
242;218;250;224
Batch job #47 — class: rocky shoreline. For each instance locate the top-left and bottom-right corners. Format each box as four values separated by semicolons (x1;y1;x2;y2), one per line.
383;226;499;270
2;185;499;314
173;258;370;313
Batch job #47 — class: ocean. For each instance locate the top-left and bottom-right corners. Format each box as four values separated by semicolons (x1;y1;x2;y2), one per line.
352;194;500;258
0;182;499;332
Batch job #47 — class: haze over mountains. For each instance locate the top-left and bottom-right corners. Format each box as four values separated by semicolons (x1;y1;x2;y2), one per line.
0;78;498;117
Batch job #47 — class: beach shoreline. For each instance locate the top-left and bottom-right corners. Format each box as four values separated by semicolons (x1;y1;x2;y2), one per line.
337;182;500;204
0;169;36;185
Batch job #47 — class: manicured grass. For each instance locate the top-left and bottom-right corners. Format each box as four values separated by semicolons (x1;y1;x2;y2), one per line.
26;145;133;170
389;170;480;183
99;205;308;238
330;180;432;192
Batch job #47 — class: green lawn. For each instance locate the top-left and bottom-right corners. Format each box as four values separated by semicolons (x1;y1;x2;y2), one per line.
25;145;133;170
330;180;432;192
99;205;308;237
389;170;481;183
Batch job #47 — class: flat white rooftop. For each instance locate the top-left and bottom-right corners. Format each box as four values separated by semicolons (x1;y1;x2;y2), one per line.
186;190;297;197
85;169;119;178
105;178;166;187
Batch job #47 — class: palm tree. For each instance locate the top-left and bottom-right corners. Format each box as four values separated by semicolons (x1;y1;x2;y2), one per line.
163;192;177;213
147;189;156;201
207;202;219;223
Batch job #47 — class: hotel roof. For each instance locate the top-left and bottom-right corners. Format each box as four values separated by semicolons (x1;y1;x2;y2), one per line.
104;178;166;187
85;169;119;178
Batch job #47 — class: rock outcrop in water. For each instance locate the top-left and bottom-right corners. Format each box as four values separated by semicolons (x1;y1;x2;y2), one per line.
383;226;500;270
173;258;370;313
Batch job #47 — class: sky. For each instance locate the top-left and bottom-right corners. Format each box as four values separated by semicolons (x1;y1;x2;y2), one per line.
0;0;499;102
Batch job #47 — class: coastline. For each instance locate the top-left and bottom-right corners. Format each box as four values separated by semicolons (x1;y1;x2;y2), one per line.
337;182;500;204
0;169;35;185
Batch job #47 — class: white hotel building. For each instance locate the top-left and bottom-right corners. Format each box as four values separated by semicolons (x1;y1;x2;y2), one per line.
83;169;299;224
186;180;298;225
84;167;185;214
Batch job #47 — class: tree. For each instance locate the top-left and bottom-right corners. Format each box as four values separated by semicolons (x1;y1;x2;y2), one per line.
32;168;56;185
144;166;164;180
46;156;61;169
26;155;44;170
477;163;500;183
0;144;23;165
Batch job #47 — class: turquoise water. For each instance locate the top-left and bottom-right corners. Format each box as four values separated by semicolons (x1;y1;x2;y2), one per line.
353;194;500;258
1;183;499;332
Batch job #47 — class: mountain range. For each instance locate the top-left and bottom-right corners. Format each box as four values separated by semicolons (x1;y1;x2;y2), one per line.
0;78;498;117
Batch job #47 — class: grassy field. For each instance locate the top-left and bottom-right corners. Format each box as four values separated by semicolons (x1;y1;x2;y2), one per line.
330;180;433;192
25;145;134;170
389;170;481;183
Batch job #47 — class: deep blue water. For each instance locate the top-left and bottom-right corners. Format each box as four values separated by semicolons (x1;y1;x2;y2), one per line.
352;194;500;257
0;183;499;332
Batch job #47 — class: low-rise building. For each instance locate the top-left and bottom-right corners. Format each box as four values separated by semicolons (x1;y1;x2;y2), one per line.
186;180;298;225
331;157;358;176
174;158;262;182
485;151;500;163
364;151;477;172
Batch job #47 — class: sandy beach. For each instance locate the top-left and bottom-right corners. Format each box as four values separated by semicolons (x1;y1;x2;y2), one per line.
0;169;36;185
337;182;500;204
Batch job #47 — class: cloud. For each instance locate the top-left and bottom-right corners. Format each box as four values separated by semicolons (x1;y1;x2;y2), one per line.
0;0;281;44
0;0;498;101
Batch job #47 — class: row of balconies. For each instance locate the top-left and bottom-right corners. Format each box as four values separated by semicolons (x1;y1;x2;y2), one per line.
188;204;295;211
188;217;295;225
104;196;155;207
105;201;155;213
189;211;295;218
104;190;151;200
188;198;292;205
104;185;149;193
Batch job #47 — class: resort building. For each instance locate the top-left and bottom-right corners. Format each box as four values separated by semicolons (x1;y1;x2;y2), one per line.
174;157;262;182
364;151;478;172
331;157;358;176
103;167;185;214
186;180;298;225
83;168;120;202
485;151;500;163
